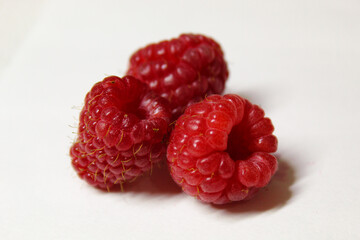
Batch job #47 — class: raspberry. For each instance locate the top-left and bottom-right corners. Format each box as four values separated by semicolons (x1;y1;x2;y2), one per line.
127;33;228;119
167;94;278;204
70;76;171;190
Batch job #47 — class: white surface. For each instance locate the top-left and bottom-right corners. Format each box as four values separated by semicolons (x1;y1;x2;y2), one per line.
1;0;360;239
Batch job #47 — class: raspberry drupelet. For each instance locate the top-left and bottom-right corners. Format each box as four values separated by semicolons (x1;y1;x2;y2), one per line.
127;33;228;119
70;76;171;190
167;94;278;204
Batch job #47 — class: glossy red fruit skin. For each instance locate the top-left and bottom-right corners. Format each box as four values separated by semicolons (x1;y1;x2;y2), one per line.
127;33;229;119
167;94;278;204
70;76;171;190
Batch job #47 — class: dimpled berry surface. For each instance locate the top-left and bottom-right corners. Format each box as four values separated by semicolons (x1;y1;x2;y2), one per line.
167;94;278;204
70;76;171;190
127;33;228;119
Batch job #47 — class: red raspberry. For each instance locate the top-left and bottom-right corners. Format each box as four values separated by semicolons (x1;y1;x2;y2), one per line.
167;94;278;204
70;76;171;190
127;33;228;119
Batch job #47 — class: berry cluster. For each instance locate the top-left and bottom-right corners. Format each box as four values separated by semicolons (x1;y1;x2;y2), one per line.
70;76;171;190
127;34;228;119
167;95;277;204
70;33;278;204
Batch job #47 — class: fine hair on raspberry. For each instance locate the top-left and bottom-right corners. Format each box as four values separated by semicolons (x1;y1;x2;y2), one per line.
70;76;171;190
167;94;278;204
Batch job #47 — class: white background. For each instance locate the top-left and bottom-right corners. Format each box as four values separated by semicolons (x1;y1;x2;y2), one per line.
1;0;360;239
